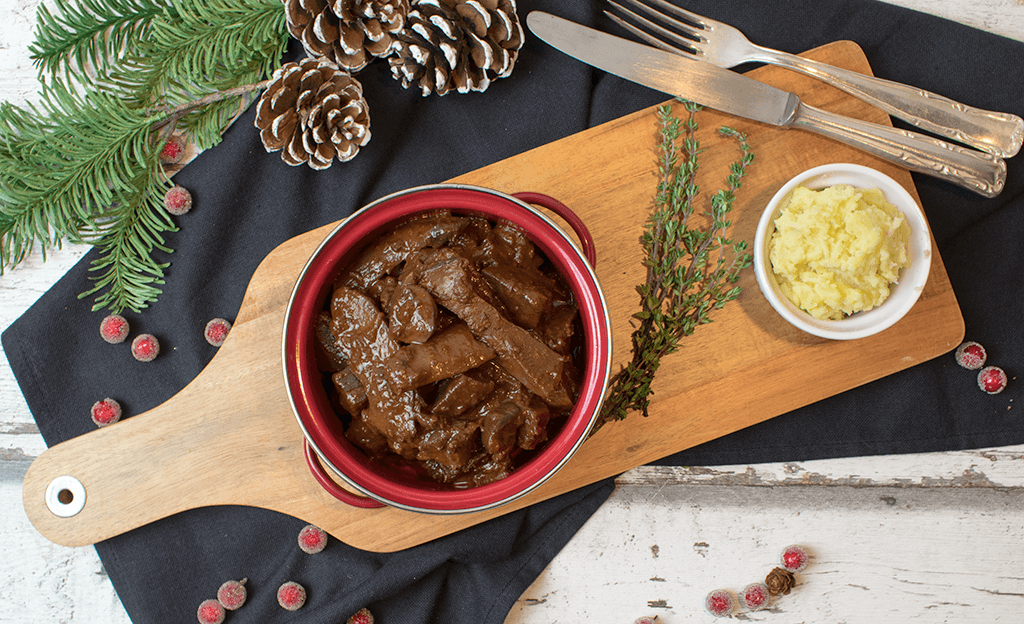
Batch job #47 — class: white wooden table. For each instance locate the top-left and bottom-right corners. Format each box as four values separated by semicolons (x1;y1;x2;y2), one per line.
3;1;1023;622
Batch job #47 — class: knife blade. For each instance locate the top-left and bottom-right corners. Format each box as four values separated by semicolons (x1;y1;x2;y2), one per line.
527;11;1005;198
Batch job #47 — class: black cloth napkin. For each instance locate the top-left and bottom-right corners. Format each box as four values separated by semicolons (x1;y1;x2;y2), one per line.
4;0;1023;622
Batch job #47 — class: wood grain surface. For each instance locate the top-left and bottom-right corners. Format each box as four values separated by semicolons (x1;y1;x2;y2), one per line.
20;40;964;552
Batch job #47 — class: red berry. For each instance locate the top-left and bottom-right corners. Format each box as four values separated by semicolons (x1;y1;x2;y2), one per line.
99;314;129;344
780;544;810;572
131;333;160;362
347;608;375;624
197;599;225;624
298;524;327;554
90;398;122;427
160;136;186;164
277;581;306;610
955;341;987;370
631;617;657;624
704;589;735;617
739;582;770;611
978;366;1008;394
204;318;232;347
164;185;193;216
217;578;247;611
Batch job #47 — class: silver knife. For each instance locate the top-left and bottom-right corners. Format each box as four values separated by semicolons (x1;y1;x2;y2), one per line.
527;11;1006;198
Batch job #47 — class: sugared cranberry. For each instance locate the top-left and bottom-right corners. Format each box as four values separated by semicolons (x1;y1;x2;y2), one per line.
978;366;1008;394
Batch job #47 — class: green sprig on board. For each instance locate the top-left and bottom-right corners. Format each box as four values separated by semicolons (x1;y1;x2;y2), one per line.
596;100;754;432
0;0;288;313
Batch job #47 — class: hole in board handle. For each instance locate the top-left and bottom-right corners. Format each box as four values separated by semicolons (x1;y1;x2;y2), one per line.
45;475;86;518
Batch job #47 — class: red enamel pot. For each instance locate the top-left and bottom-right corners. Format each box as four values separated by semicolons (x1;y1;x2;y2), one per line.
283;184;612;514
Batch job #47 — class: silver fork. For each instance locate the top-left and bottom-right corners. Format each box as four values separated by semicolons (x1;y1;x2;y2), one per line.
606;0;1024;158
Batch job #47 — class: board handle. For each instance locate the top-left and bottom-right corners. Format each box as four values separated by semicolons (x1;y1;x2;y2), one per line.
304;441;386;509
513;192;597;267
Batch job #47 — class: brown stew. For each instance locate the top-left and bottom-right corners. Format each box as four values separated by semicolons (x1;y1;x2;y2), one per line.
314;211;584;488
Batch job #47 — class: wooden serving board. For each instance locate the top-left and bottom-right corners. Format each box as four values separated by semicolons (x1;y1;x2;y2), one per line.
23;41;964;551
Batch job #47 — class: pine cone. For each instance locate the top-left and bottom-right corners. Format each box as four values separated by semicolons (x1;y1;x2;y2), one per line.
765;567;796;596
254;57;371;170
388;0;524;96
285;0;411;72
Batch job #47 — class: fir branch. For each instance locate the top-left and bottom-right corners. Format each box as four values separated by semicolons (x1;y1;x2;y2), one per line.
160;79;272;150
0;80;174;307
109;0;287;112
78;169;174;313
0;76;272;312
29;0;169;83
595;101;754;433
1;0;289;312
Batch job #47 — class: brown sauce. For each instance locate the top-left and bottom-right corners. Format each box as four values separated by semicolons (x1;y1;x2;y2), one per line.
315;211;584;488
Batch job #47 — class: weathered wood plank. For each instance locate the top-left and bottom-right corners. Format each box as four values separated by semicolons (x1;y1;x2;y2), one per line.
506;477;1024;623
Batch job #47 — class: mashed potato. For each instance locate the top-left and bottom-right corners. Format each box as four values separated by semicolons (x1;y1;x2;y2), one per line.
768;184;911;321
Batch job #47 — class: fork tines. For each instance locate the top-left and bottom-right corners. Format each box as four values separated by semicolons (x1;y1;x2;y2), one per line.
605;0;705;57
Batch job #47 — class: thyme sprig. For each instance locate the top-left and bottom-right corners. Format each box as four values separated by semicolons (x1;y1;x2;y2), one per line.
596;101;754;432
0;0;288;313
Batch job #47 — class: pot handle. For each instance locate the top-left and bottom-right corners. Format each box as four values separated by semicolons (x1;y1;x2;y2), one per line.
513;192;597;267
303;441;386;509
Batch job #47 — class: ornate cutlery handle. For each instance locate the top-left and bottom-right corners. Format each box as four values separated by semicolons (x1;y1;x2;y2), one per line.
792;102;1006;198
762;49;1024;158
